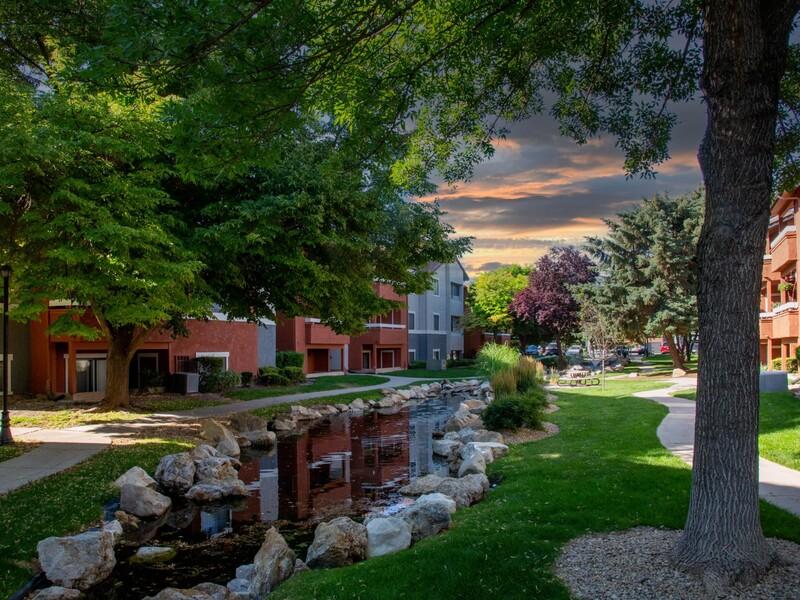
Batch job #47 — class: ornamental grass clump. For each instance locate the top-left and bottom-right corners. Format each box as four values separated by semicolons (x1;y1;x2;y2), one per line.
514;357;544;391
491;369;518;398
477;343;521;376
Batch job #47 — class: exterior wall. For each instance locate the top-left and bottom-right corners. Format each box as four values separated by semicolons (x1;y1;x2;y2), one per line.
407;262;468;362
275;316;348;374
349;282;408;373
760;187;800;369
0;319;30;395
27;306;262;396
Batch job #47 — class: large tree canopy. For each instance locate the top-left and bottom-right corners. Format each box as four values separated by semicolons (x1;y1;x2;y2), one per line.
583;192;703;369
463;264;529;336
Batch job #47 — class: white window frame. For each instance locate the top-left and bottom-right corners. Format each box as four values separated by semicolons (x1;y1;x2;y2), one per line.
433;313;440;331
432;348;441;360
451;315;461;332
432;277;440;296
408;311;416;330
361;350;371;370
451;282;461;298
0;354;12;394
408;349;416;362
196;351;230;370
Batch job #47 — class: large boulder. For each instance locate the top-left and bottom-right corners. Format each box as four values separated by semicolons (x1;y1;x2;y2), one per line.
114;466;156;489
415;492;457;514
457;449;486;477
131;546;177;564
444;409;480;432
120;483;171;518
143;583;229;600
189;444;221;462
472;430;505;444
201;419;241;457
432;439;462;462
462;442;509;462
239;429;276;449
37;530;116;591
250;527;296;597
305;517;367;568
195;457;239;483
290;405;322;420
185;480;248;503
366;517;412;558
31;587;83;600
229;412;268;432
400;498;452;541
154;453;196;494
435;474;490;508
398;474;444;497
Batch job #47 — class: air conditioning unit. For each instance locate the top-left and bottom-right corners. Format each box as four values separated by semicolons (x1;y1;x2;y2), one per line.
173;372;200;394
426;359;446;371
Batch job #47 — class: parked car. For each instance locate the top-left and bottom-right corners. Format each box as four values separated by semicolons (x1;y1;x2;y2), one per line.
660;342;670;354
565;345;583;358
524;344;541;356
543;342;560;356
614;345;629;358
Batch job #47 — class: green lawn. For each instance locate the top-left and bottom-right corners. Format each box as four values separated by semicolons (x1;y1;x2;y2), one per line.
227;374;390;402
388;365;483;379
675;389;800;471
0;441;38;463
619;353;699;376
271;380;800;599
0;438;193;599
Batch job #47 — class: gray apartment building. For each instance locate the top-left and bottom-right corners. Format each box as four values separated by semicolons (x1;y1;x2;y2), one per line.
407;261;469;364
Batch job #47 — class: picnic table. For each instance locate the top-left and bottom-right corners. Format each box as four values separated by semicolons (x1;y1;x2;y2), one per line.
557;367;601;387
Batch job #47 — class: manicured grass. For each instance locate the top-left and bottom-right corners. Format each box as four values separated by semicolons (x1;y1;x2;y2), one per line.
0;441;39;463
624;354;698;376
0;438;193;599
389;366;483;378
10;396;228;429
271;380;800;599
227;374;390;402
675;389;800;471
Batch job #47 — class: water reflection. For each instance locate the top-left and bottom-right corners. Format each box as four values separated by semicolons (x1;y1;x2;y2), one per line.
184;396;459;537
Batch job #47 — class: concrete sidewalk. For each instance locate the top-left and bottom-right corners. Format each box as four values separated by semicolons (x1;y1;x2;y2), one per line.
635;382;800;517
0;374;461;495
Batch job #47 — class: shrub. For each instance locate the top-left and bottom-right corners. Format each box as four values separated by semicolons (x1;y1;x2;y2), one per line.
477;343;521;376
276;351;304;369
537;355;558;368
409;360;426;369
217;370;241;393
482;390;542;431
513;357;544;391
258;366;281;385
240;371;253;387
270;374;291;386
491;369;518;398
198;357;225;393
446;357;476;368
280;366;305;383
771;357;798;372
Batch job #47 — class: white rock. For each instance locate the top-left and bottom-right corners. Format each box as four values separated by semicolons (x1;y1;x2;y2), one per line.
290;405;322;420
189;444;221;462
349;399;366;411
435;474;490;508
185;479;247;503
305;517;367;568
31;586;83;600
120;483;171;518
102;519;123;545
366;517;412;558
154;453;196;494
398;474;445;497
114;466;156;490
250;527;295;597
195;456;239;483
37;530;116;591
415;492;457;514
458;450;486;477
400;499;452;541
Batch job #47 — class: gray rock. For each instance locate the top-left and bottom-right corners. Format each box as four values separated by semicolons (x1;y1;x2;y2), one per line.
31;586;83;600
444;409;480;432
464;399;487;414
400;499;452;541
114;510;140;532
189;444;221;462
185;479;248;503
201;419;241;457
130;546;176;564
334;404;349;412
154;453;197;494
272;418;294;431
293;558;310;573
305;516;367;568
240;429;276;449
443;431;460;441
432;439;462;462
250;527;295;597
195;456;239;483
228;412;268;433
102;520;123;545
462;441;509;462
235;563;255;581
435;474;490;508
349;399;366;411
398;474;445;497
472;429;505;444
366;517;412;558
113;466;156;489
290;405;322;420
415;492;457;514
314;405;339;416
120;483;171;518
226;578;250;595
37;530;116;591
143;582;229;600
458;449;486;476
192;583;229;600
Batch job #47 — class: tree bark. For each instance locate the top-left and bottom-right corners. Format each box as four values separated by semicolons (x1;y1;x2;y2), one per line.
99;322;149;409
664;331;686;370
672;0;797;586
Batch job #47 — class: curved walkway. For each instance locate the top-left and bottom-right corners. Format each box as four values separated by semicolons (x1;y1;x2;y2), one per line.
0;375;465;494
635;380;800;517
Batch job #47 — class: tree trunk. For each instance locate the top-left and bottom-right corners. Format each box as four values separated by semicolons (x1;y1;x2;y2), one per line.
101;324;147;409
672;0;796;586
664;331;686;370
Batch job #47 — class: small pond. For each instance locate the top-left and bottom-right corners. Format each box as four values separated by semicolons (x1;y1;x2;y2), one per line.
87;394;463;599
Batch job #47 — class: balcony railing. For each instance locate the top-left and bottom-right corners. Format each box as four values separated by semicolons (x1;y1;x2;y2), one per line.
770;226;797;272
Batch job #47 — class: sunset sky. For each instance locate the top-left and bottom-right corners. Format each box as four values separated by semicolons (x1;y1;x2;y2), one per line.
424;100;706;276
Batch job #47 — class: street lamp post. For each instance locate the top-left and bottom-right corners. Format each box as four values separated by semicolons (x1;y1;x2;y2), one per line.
1;264;13;445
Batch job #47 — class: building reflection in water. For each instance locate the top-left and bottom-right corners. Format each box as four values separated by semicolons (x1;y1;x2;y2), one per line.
191;397;458;535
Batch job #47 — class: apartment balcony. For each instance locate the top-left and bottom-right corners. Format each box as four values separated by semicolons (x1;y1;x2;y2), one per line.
770;226;797;272
760;312;773;338
304;321;349;346
358;324;407;346
763;255;777;280
772;303;799;339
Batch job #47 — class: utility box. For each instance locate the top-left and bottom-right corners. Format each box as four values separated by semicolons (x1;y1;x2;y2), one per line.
759;370;788;393
173;372;200;394
426;359;446;371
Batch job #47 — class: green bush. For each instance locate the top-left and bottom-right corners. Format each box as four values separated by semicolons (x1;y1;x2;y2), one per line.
409;360;427;369
771;357;798;372
217;370;241;393
446;357;476;368
482;390;542;431
280;366;305;383
276;351;304;369
477;343;521;376
199;356;241;393
270;374;291;386
258;366;280;385
240;371;253;387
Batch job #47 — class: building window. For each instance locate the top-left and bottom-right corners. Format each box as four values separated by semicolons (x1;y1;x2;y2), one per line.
451;283;461;298
433;313;440;331
196;351;230;370
0;354;12;394
451;316;461;332
432;277;440;296
362;351;371;370
408;311;416;330
432;348;441;360
409;349;416;362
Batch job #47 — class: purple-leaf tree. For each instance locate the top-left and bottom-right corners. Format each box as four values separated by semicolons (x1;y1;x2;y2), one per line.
511;247;595;360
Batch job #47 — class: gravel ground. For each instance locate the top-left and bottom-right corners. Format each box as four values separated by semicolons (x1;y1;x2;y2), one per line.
556;527;800;599
501;421;559;445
